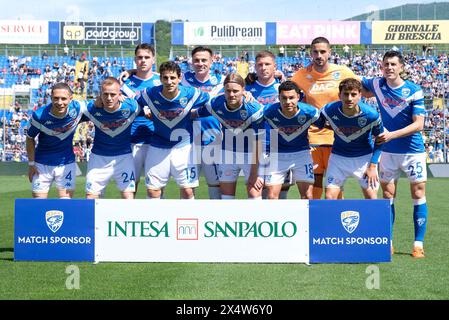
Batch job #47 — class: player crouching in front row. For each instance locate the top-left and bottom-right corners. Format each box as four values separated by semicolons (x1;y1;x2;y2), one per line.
315;78;384;200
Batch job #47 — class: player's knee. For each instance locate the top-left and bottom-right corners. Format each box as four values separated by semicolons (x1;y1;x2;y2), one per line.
303;188;313;200
266;189;279;199
325;188;339;200
411;185;426;199
180;188;195;199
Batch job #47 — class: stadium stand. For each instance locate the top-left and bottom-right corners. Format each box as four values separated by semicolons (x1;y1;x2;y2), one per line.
1;50;448;163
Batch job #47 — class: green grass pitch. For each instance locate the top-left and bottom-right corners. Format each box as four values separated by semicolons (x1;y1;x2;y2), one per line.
1;174;449;300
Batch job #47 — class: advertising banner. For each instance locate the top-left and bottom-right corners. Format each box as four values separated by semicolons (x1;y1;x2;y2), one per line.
309;200;391;263
276;21;361;45
181;22;268;45
94;200;309;263
14;199;390;263
0;20;49;44
14;199;95;261
60;22;154;45
371;20;449;44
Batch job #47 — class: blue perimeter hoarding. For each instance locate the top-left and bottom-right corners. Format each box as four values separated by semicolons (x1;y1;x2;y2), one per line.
309;200;391;263
14;199;95;261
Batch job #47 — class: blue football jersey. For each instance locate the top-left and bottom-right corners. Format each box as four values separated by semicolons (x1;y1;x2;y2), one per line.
122;73;161;145
245;80;281;153
245;80;280;107
136;85;210;148
316;101;384;158
362;77;425;154
83;98;141;156
199;95;265;153
27;100;86;166
263;102;319;153
181;71;223;146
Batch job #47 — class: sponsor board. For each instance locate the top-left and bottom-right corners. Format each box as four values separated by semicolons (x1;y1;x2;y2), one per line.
276;21;361;45
14;199;95;261
14;199;390;263
372;20;449;44
95;200;309;263
0;20;49;44
182;22;267;45
309;200;391;263
60;22;154;45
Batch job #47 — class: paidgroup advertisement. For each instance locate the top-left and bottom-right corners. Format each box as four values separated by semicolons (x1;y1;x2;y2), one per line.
60;22;154;45
14;199;390;263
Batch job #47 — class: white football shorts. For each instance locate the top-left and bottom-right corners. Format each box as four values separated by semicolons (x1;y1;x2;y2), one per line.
264;150;315;186
32;162;76;193
326;153;379;190
86;152;136;195
145;143;199;190
379;152;427;184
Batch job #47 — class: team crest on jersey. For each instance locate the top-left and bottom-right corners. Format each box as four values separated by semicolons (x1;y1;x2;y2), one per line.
332;71;341;80
240;110;248;120
341;210;360;234
46;210;64;233
121;109;130;117
401;88;411;97
298;115;307;124
210;76;218;85
68;107;77;119
179;97;188;107
154;80;161;86
358;117;367;127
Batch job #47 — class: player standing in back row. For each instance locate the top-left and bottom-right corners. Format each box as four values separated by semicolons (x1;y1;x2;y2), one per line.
121;43;160;195
291;37;357;199
362;51;428;258
181;46;224;199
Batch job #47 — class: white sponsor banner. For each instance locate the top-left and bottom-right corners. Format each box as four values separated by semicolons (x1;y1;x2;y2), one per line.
95;200;309;263
184;22;266;45
0;20;48;44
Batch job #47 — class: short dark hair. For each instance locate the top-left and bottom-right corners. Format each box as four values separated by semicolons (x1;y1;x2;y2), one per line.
135;43;155;56
339;78;362;93
159;61;181;77
311;37;330;47
255;50;275;62
191;46;213;57
224;73;245;88
51;82;73;95
279;80;301;95
383;50;404;65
